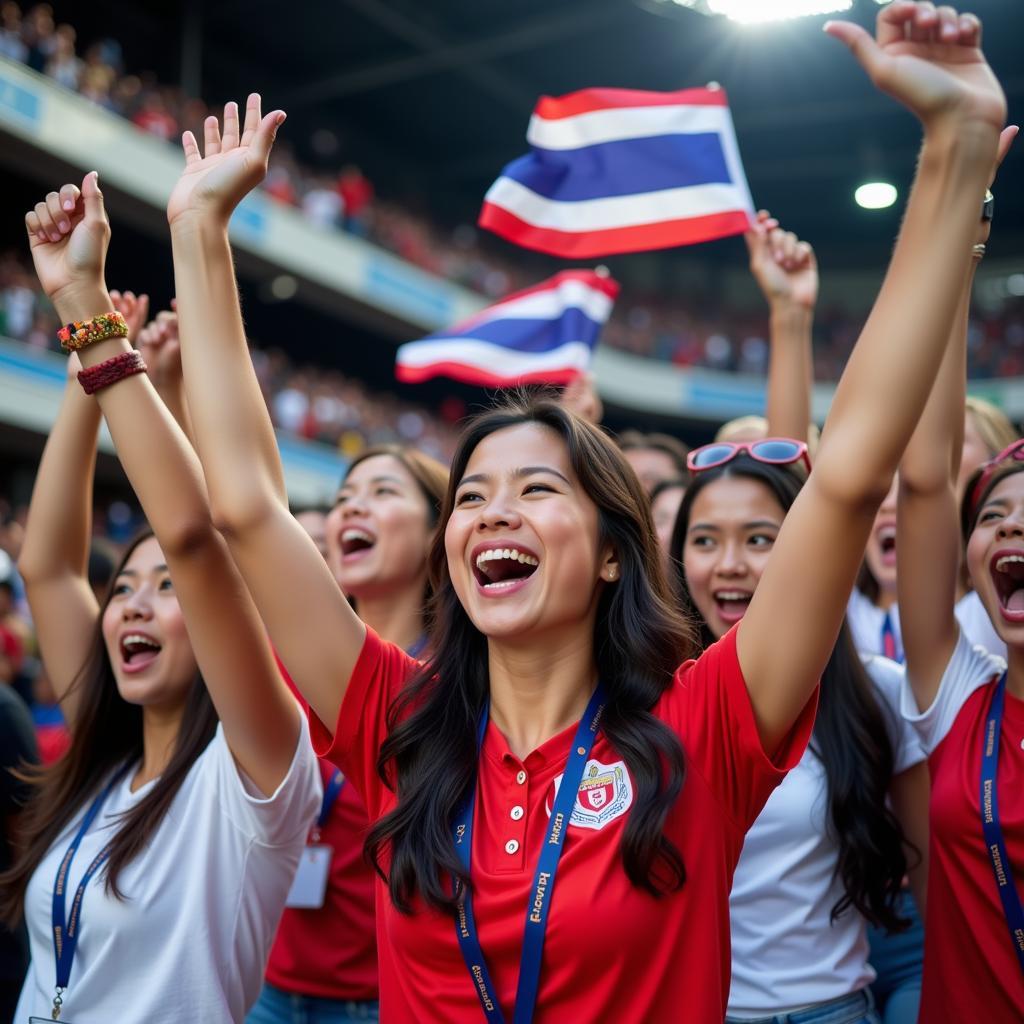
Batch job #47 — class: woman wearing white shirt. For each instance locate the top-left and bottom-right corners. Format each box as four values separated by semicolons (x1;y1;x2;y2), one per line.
0;174;320;1022
671;448;928;1024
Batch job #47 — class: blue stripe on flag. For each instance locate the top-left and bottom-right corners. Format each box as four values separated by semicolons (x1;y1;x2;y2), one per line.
501;132;731;202
423;309;602;354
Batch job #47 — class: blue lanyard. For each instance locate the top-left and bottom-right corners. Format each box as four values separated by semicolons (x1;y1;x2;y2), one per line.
50;770;126;1018
317;770;346;831
980;672;1024;977
880;612;903;664
452;684;607;1024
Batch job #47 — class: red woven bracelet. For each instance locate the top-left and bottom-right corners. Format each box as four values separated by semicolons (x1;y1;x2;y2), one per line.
77;350;147;395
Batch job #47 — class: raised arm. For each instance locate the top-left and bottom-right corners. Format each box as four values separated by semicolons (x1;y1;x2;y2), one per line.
745;211;817;443
736;2;1005;753
25;173;301;794
166;97;365;732
897;124;1017;709
16;350;101;730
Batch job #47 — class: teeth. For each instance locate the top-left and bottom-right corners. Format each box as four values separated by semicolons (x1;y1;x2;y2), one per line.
122;633;160;650
342;529;374;544
474;548;540;570
995;555;1024;573
483;579;522;590
715;591;750;601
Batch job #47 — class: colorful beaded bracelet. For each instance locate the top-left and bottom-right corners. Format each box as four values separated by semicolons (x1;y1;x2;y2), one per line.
57;311;129;353
77;350;147;395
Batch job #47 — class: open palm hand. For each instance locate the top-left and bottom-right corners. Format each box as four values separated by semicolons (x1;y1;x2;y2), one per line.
167;93;286;227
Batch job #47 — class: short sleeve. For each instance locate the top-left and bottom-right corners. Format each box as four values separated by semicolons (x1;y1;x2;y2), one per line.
861;654;926;775
209;716;322;847
955;590;1007;660
306;627;419;816
900;628;1006;754
658;627;817;832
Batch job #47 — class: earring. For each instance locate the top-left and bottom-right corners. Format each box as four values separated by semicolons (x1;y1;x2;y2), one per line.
606;567;618;581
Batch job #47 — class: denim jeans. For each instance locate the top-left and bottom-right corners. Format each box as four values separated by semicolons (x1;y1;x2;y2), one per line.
246;983;379;1024
726;987;880;1024
867;889;924;1024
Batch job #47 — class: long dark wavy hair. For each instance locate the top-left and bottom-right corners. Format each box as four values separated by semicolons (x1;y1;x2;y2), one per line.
366;396;698;914
669;457;911;930
0;530;218;925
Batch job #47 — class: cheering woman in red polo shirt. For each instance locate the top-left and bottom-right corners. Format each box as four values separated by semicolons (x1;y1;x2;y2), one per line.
164;4;1004;1020
895;120;1023;1022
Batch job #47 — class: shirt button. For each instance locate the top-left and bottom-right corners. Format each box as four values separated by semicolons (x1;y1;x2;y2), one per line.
510;805;524;820
516;770;527;785
505;839;520;855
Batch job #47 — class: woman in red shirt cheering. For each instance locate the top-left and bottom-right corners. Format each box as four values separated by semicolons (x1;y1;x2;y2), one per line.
896;117;1023;1022
164;4;1005;1020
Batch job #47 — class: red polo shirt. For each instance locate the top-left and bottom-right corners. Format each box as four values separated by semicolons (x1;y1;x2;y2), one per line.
311;626;814;1023
266;660;378;1000
905;630;1024;1023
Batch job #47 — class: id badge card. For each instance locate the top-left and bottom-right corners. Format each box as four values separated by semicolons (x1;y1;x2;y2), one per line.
286;844;332;909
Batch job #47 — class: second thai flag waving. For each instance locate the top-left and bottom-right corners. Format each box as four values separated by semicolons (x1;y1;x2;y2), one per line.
395;270;619;387
479;86;756;258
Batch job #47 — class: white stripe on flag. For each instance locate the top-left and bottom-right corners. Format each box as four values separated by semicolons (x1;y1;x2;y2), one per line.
475;279;614;325
396;339;594;374
527;104;734;152
483;178;751;233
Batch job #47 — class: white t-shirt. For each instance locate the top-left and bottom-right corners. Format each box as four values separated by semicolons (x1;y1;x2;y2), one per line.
899;628;1006;753
15;721;321;1023
727;654;925;1017
848;588;1006;662
846;588;903;662
953;590;1006;662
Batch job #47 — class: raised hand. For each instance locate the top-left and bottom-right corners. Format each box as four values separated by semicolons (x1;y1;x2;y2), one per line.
24;173;110;315
168;93;286;227
825;2;1005;135
745;210;818;312
109;289;150;340
137;309;182;392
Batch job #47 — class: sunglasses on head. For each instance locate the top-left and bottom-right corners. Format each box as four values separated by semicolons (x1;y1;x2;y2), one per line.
968;437;1024;520
687;438;812;476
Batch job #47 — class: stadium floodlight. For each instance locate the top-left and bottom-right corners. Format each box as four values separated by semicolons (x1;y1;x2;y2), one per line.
855;182;898;210
666;0;855;23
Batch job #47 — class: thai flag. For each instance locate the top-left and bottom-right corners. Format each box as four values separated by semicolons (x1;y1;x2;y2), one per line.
395;270;619;387
479;86;756;258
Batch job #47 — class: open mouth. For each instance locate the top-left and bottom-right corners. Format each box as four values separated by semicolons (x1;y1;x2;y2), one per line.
472;546;540;592
876;525;897;566
991;551;1024;620
713;589;753;623
340;528;376;560
120;632;162;673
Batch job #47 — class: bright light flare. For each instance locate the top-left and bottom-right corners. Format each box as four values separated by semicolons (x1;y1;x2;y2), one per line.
855;182;898;210
705;0;854;23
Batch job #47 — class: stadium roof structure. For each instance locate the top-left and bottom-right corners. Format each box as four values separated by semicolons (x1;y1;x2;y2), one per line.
59;0;1024;273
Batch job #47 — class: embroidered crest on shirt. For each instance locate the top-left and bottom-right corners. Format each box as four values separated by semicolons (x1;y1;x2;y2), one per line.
548;759;633;830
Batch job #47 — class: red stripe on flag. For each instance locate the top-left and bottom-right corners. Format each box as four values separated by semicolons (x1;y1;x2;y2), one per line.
478;202;753;258
396;360;583;388
534;86;728;122
446;269;619;333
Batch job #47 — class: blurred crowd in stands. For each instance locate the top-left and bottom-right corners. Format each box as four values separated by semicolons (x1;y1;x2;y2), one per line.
0;249;461;460
0;494;70;764
4;0;1024;429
